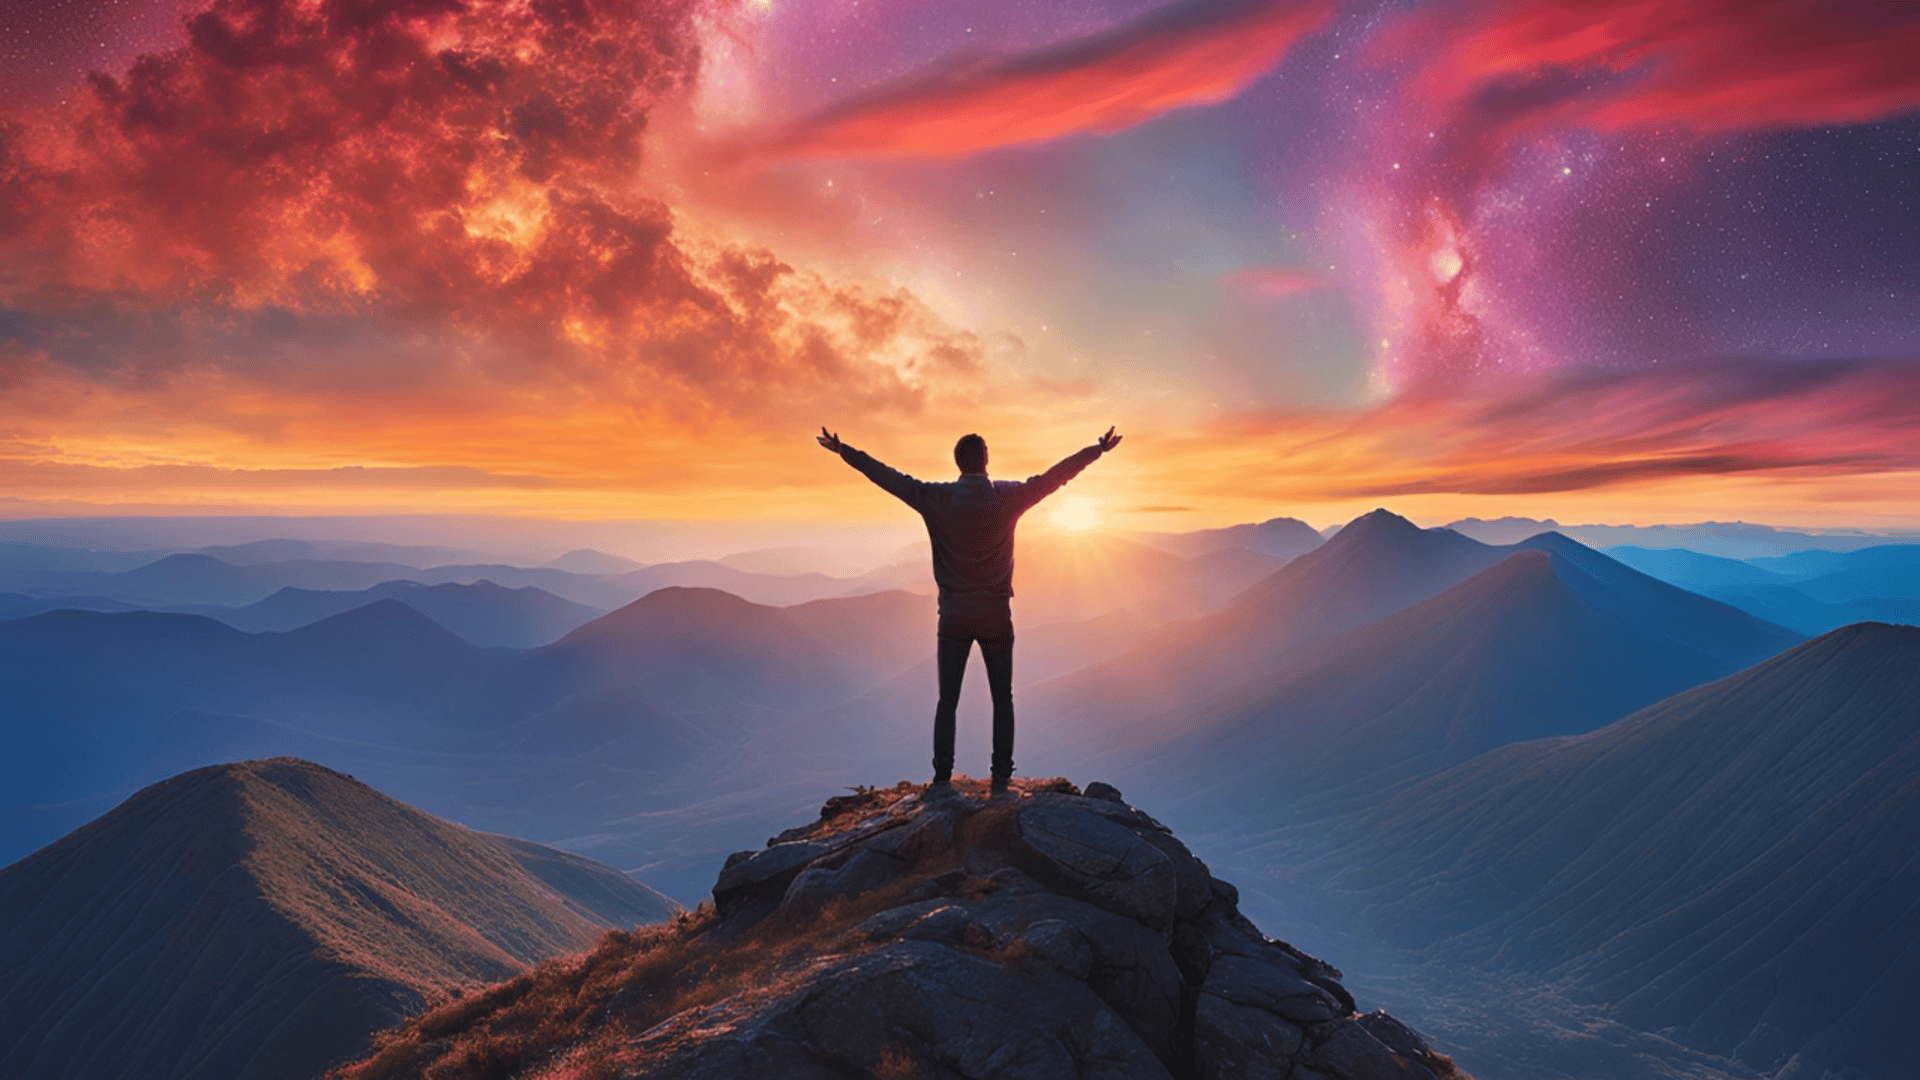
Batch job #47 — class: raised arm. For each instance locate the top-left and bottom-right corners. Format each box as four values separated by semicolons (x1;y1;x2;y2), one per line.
818;427;927;510
1016;427;1121;511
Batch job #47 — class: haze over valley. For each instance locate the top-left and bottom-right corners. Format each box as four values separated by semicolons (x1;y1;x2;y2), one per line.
2;507;1916;1078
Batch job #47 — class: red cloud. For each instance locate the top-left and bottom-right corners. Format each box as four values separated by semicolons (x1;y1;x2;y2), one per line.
764;0;1333;161
0;0;988;432
1173;356;1920;503
1402;0;1920;135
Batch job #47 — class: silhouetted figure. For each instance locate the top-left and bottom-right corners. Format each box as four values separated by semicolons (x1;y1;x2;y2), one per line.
819;426;1122;794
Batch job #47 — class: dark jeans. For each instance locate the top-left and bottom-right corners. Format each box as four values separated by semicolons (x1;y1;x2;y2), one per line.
932;602;1015;782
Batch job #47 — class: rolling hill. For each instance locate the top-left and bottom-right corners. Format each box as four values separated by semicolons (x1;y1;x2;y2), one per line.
0;758;676;1080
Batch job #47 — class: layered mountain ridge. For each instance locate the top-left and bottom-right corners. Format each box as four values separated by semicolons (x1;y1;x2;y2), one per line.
1033;516;1800;824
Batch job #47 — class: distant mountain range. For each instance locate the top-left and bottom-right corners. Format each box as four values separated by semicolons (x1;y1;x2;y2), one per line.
0;510;1821;906
1109;542;1799;828
0;601;504;857
0;758;675;1080
1276;623;1920;1080
0;585;991;891
1610;542;1920;634
1133;515;1324;560
193;537;496;567
1028;511;1798;779
1;510;1914;1080
1445;516;1920;558
168;578;604;647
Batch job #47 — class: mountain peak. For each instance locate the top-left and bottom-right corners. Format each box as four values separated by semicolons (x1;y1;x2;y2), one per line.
283;596;453;637
1814;619;1920;651
545;548;645;575
1344;506;1419;532
632;583;757;609
0;759;677;1080
333;780;1469;1080
1318;508;1439;551
561;586;762;644
151;551;229;567
1516;529;1583;552
271;597;477;658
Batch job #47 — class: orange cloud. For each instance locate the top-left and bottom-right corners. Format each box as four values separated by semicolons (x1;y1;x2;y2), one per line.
1151;357;1920;508
0;0;1066;516
0;0;992;424
762;0;1333;161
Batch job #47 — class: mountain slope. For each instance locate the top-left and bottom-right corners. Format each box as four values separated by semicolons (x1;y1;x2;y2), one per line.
86;553;426;607
524;586;865;714
1029;517;1798;775
1610;543;1920;635
1510;532;1800;665
0;605;504;863
782;588;936;682
1289;624;1920;1080
0;758;677;1080
1748;542;1920;581
1097;549;1798;820
1027;510;1530;738
1603;544;1790;593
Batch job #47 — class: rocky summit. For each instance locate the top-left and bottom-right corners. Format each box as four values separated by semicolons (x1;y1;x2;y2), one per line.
335;777;1468;1080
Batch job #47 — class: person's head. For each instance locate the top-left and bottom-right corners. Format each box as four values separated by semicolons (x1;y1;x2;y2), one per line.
954;433;988;475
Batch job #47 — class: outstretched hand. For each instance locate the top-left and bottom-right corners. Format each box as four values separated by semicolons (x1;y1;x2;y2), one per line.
816;426;843;453
1097;426;1123;452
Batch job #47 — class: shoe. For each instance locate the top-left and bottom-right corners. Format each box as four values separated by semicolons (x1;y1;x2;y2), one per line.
989;775;1012;798
925;778;959;802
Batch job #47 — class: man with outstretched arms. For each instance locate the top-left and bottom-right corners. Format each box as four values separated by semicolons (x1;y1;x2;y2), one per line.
818;426;1122;796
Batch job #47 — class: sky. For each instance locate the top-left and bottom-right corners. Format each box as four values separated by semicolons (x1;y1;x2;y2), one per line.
0;0;1917;532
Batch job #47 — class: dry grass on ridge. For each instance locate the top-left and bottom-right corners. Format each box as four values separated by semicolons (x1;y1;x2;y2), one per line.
330;777;1080;1080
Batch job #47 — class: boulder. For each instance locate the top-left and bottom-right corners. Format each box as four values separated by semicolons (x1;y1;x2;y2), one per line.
1017;794;1180;931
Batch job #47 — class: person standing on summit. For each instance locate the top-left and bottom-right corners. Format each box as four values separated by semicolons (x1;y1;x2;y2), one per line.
818;426;1122;796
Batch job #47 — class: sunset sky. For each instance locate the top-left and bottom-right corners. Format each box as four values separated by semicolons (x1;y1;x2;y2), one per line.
1;0;1917;532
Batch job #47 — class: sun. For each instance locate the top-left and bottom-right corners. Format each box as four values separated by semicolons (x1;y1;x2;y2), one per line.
1049;494;1100;532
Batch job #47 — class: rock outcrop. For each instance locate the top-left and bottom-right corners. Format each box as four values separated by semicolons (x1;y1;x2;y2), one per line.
337;778;1469;1080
